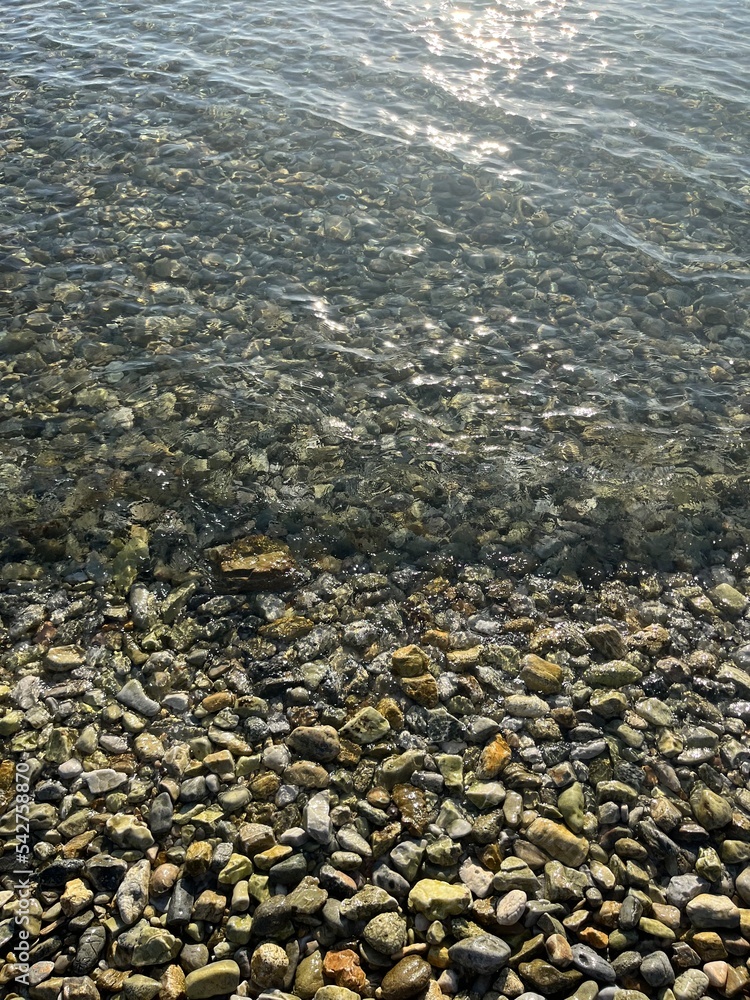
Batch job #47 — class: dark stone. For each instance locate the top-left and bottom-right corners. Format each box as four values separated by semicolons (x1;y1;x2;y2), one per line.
381;955;432;1000
38;858;85;888
69;925;106;974
85;854;128;893
28;936;64;963
166;879;195;926
148;791;174;836
251;895;292;933
269;853;308;884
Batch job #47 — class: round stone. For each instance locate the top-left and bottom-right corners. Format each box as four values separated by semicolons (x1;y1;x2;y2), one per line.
250;943;289;988
640;951;675;987
363;912;408;955
685;894;740;929
381;956;432;1000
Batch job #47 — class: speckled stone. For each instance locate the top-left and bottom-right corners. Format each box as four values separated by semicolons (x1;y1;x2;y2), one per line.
339;707;391;744
250;943;290;988
363;912;408;954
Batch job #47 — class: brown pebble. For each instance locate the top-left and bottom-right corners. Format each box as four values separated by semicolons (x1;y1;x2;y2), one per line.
578;926;609;949
692;932;728;961
150;863;180;896
201;693;235;715
476;734;511;779
381;955;433;1000
323;948;367;993
596;901;621;928
367;787;391;808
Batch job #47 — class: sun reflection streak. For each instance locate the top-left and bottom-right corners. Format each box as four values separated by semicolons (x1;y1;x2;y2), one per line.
374;0;600;170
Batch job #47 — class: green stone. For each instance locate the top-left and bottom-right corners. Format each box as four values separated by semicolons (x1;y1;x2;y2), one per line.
709;583;748;616
690;786;732;830
132;927;181;965
721;840;750;864
185;960;241;999
569;982;600;1000
217;854;253;885
225;914;253;944
314;989;361;1000
112;529;150;594
584;661;643;687
340;706;391;744
465;781;506;809
545;860;589;902
695;847;722;882
436;754;463;791
608;929;639;951
258;615;315;640
525;818;589;866
638;917;675;942
122;975;162;1000
408;879;472;920
518;959;582;993
0;711;23;736
589;689;628;719
558;782;585;834
295;951;324;1000
363;912;408;954
380;750;425;788
596;780;638;805
44;727;75;764
634;697;673;727
58;809;93;839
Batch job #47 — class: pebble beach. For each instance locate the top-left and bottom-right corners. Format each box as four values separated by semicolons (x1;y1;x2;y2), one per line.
3;1;750;999
4;539;750;1000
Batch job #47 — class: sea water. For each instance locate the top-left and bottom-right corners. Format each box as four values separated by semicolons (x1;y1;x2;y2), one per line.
1;0;749;574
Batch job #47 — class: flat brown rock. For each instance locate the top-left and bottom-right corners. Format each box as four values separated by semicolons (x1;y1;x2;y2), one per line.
212;536;300;592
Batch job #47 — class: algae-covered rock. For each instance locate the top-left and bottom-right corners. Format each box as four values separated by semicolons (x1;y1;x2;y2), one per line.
112;527;150;594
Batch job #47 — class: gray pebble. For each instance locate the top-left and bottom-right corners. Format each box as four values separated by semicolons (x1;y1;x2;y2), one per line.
116;678;160;717
149;791;174;836
448;933;511;973
640;951;675;987
570;943;616;983
304;791;332;845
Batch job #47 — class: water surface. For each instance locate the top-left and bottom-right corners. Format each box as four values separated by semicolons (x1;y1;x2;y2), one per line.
1;0;750;574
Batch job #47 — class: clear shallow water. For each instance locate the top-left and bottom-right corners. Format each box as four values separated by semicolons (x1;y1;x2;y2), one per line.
1;0;750;574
